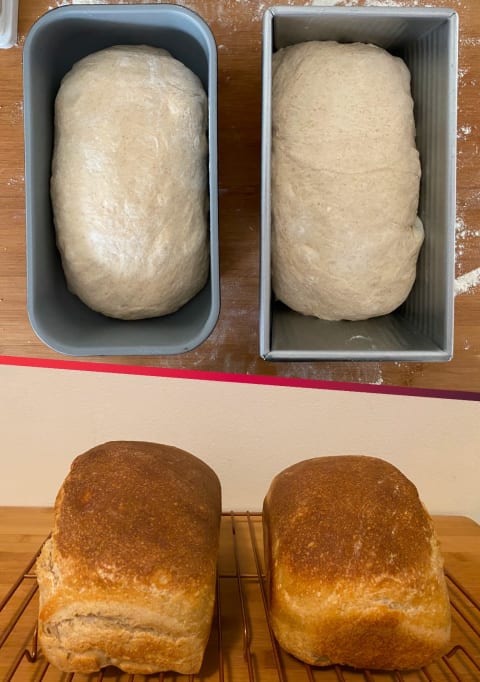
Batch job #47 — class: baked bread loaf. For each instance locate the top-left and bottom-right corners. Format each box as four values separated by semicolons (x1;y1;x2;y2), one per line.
263;456;451;670
36;441;221;675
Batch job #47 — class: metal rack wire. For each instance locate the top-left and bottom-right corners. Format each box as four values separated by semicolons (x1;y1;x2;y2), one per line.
1;513;479;681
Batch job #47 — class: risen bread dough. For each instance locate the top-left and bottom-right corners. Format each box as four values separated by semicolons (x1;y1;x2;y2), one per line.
51;45;209;320
271;41;424;321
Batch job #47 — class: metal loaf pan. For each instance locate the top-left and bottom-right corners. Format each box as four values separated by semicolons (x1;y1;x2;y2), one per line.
24;4;219;356
260;6;458;363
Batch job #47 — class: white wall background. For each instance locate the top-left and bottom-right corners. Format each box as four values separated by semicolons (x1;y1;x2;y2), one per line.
0;363;478;522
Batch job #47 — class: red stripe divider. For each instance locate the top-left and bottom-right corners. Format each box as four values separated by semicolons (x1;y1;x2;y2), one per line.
0;354;479;401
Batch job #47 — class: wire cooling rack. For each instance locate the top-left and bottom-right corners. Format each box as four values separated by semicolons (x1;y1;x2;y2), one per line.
1;513;479;681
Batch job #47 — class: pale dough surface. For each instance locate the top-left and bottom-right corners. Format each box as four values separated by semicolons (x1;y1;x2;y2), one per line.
271;41;424;321
51;45;209;320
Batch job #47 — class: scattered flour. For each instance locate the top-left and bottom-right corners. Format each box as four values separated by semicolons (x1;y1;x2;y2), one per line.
50;0;270;21
461;37;480;46
357;0;420;5
458;124;472;140
454;214;480;269
312;0;423;5
456;215;480;242
311;0;468;5
347;363;384;385
455;30;477;291
1;100;24;124
456;217;466;261
6;174;24;188
455;268;480;296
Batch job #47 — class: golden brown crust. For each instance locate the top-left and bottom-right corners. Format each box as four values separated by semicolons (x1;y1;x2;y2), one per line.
263;455;451;670
37;441;221;674
265;455;433;581
55;441;220;582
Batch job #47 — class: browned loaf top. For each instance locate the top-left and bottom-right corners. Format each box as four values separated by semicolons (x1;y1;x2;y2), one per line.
36;441;221;675
55;440;220;583
263;455;451;671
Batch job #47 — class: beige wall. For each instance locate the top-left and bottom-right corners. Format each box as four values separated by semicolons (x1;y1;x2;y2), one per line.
0;363;478;521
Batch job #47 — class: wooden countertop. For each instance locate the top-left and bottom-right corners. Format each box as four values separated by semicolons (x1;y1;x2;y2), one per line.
1;508;479;681
0;0;479;390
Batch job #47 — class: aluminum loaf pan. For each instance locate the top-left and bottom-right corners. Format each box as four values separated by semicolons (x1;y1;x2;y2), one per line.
260;6;458;363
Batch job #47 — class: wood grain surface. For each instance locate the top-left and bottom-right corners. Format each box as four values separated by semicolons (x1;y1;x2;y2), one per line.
0;509;479;681
0;0;479;389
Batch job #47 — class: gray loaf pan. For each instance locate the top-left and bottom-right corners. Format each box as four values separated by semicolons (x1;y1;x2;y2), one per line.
260;6;458;363
23;4;219;356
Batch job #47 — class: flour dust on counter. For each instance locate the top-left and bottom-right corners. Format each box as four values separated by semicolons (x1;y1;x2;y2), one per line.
0;98;23;124
48;0;270;24
455;267;480;296
5;173;22;186
458;124;472;140
2;96;23;189
310;0;467;6
454;19;479;293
